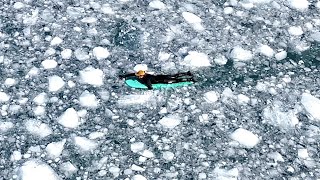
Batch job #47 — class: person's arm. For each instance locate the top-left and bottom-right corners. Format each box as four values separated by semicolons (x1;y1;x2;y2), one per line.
146;78;153;90
119;73;135;79
139;77;153;90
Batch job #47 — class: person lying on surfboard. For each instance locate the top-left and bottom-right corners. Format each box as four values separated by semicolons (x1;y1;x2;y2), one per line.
119;70;195;90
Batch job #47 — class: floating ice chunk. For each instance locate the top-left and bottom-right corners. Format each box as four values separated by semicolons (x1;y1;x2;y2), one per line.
301;93;320;121
263;103;299;129
230;47;253;61
46;139;66;159
149;0;166;9
4;78;16;86
267;152;284;162
199;172;207;179
214;54;228;65
33;93;47;105
213;167;239;180
131;164;145;171
33;106;46;116
0;121;14;133
140;149;154;158
92;46;110;60
159;115;181;129
0;92;10;102
61;49;72;59
81;17;97;23
134;64;148;72
182;51;211;67
50;37;63;46
182;12;202;24
237;94;250;104
109;166;120;177
42;59;57;69
131;142;145;153
101;4;114;14
275;51;287;61
48;75;65;92
259;45;274;57
60;162;78;176
13;2;25;9
162;151;174;161
310;31;320;42
25;120;52;138
230;128;259;148
288;0;309;11
11;150;22;161
224;7;234;14
158;52;171;61
132;175;147;180
204;91;219;103
118;94;152;106
74;48;90;61
298;148;309;159
79;66;104;86
317;1;320;9
288;26;303;36
18;160;61;180
89;131;105;139
73;136;98;151
57;108;81;128
79;91;98;108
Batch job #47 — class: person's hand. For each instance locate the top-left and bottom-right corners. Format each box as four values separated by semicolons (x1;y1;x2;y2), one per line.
119;74;125;79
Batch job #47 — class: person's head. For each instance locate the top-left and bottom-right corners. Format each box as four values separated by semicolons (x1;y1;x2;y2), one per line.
135;70;146;78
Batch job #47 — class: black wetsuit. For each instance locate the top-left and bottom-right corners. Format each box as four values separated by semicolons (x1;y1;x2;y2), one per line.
120;72;195;90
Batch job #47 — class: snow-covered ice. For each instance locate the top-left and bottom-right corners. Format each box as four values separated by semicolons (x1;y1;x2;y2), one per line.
162;151;175;161
258;44;274;57
18;160;61;180
288;0;309;11
301;93;320;121
158;115;181;129
25;120;52;138
41;59;58;69
275;50;287;61
204;91;219;103
182;12;204;31
59;162;78;176
288;26;304;36
134;64;148;72
79;66;104;86
131;164;145;171
298;148;309;159
214;54;228;65
4;78;16;86
0;92;10;102
33;93;47;105
118;93;153;106
230;128;260;148
131;142;145;153
45;139;66;159
48;75;65;92
92;46;110;60
50;37;63;46
73;136;98;152
79;91;99;108
57;108;81;128
132;174;147;180
213;167;239;180
0;121;14;133
230;47;253;61
181;51;211;67
149;0;166;10
61;49;72;59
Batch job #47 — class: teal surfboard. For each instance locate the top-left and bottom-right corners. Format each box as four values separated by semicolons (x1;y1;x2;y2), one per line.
125;79;194;89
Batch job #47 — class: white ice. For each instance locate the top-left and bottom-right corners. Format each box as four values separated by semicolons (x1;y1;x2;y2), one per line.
109;166;121;177
181;51;211;67
45;139;66;159
74;48;90;61
88;131;105;139
0;121;14;133
101;4;115;14
214;54;228;65
258;44;274;57
50;37;63;46
298;148;309;159
79;91;99;108
33;93;47;105
213;167;239;180
131;142;145;153
237;94;250;104
301;92;320;121
149;0;166;10
275;50;287;61
59;162;78;176
230;128;259;148
33;106;46;116
73;136;98;152
57;108;81;128
131;164;145;171
13;2;25;9
317;1;320;9
288;0;309;11
118;93;153;106
204;91;219;103
61;49;72;59
41;59;57;69
25;120;52;138
230;46;253;61
224;7;234;14
48;75;65;92
92;46;110;60
162;151;175;161
10;150;22;161
79;66;104;86
263;103;299;129
0;92;10;102
18;160;61;180
139;149;155;158
158;115;181;129
81;17;97;24
4;78;16;86
288;26;304;36
132;174;147;180
310;31;320;42
182;12;204;31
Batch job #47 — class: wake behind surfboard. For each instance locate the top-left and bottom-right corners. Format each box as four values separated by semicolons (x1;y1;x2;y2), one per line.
125;79;194;89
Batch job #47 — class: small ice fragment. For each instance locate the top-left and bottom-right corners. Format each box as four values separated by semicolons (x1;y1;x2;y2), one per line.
131;164;145;171
88;132;105;139
109;166;120;177
57;108;81;128
162;151;174;161
50;37;63;46
73;136;98;151
158;51;171;61
288;26;303;36
33;106;46;116
316;1;320;9
92;46;110;60
118;94;152;106
182;12;202;24
13;2;25;9
4;78;16;86
214;54;228;65
224;7;233;14
199;172;207;179
263;104;299;129
42;59;57;69
259;45;274;57
301;93;320;121
18;160;60;180
132;175;147;180
237;94;250;104
310;31;320;42
213;167;239;180
230;47;253;61
204;91;219;103
25;120;52;138
131;142;145;153
79;66;104;86
298;148;309;159
101;4;114;14
182;51;211;67
48;75;65;92
149;0;166;9
159;115;181;129
275;51;287;61
81;17;97;23
230;128;259;148
74;48;90;61
61;49;72;59
33;93;47;105
79;91;98;108
0;92;10;102
140;149;154;158
0;121;14;133
60;162;78;176
11;150;22;161
288;0;309;11
46;139;66;159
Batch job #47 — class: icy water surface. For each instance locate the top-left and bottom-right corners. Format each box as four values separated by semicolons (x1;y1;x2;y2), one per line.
1;0;320;179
